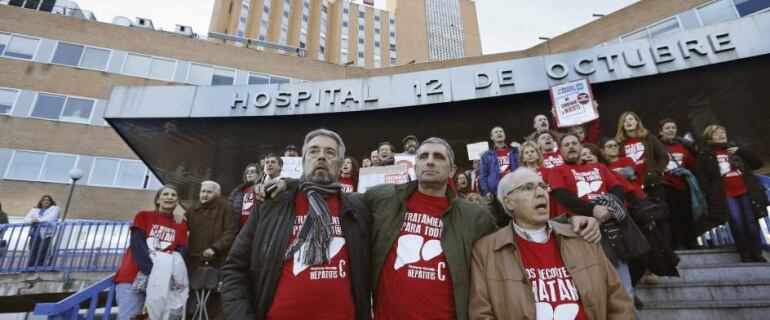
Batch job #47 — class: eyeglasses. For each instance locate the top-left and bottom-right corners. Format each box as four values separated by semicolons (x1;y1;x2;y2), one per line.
507;182;549;195
604;144;619;149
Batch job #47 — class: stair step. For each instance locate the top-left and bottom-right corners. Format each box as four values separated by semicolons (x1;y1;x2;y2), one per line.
636;279;770;303
668;262;770;282
640;300;770;320
674;248;743;265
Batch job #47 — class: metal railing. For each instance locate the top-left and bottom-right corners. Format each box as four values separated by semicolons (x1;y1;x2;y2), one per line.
0;220;130;274
33;274;117;320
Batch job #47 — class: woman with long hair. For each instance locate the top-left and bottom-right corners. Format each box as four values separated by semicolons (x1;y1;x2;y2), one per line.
23;195;60;268
113;185;189;320
340;156;360;193
518;141;560;217
615;111;669;200
696;125;768;262
454;171;471;198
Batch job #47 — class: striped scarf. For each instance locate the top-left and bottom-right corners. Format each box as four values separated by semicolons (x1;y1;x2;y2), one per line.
285;178;342;266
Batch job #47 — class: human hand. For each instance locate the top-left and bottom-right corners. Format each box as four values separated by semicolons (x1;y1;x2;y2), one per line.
173;211;185;224
727;147;738;155
509;141;521;149
255;180;287;201
202;248;215;259
592;205;611;223
570;216;601;243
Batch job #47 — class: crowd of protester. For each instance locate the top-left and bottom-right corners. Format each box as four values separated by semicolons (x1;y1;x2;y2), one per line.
7;100;766;319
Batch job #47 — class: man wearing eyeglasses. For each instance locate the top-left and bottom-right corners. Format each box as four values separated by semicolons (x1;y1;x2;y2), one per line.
469;167;634;319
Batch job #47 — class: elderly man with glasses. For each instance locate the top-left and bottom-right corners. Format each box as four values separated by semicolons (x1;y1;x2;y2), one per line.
469;167;634;320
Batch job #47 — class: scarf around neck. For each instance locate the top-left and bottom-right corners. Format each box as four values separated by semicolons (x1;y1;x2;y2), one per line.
285;177;342;266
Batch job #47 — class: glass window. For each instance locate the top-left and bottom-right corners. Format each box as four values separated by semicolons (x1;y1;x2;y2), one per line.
52;42;84;66
343;21;349;27
116;160;146;188
620;29;648;41
80;47;110;70
149;58;175;80
697;0;738;25
40;154;77;183
4;35;39;60
6;151;45;181
212;68;235;86
146;172;163;190
648;18;680;38
358;11;365;18
61;97;94;123
187;63;213;85
358;52;364;58
89;158;119;186
359;24;364;31
0;33;9;55
123;54;152;78
270;76;290;84
31;93;66;120
734;0;770;16
0;88;18;114
358;38;364;44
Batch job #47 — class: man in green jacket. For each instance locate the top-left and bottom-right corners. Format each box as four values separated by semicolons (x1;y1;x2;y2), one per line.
263;136;601;320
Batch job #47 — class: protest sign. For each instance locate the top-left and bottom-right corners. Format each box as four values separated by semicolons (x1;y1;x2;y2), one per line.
466;141;488;161
550;78;598;128
358;164;409;193
395;154;416;180
280;157;303;179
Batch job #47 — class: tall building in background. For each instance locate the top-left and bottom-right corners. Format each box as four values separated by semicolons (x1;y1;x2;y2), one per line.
208;0;483;68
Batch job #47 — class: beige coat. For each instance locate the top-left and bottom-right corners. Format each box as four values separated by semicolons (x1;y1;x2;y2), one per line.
469;222;635;320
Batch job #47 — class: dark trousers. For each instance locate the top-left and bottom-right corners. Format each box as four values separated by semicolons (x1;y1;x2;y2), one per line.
726;194;764;256
27;235;52;268
664;185;698;249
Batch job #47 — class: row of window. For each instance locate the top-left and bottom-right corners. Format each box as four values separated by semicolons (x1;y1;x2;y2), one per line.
357;5;366;67
0;86;98;125
3;149;162;190
388;12;397;66
617;0;770;43
1;31;296;87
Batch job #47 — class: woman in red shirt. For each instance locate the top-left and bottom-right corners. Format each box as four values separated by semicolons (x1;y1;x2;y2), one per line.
696;125;768;263
227;163;261;227
615;112;669;201
600;138;644;199
658;119;699;250
114;185;188;320
339;156;359;193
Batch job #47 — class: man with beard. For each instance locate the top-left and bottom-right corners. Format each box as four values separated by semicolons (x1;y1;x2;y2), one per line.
262;136;602;320
222;129;371;320
401;135;419;155
526;114;560;142
536;131;564;169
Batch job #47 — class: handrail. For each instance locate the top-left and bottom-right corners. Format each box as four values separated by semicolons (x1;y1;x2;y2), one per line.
33;274;117;320
0;221;131;274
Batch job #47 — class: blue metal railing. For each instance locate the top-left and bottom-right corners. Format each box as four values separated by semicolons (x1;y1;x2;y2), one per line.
0;220;130;273
33;275;117;320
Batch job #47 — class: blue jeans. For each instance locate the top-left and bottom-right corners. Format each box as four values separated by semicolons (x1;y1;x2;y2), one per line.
615;261;642;319
726;194;763;255
116;283;145;320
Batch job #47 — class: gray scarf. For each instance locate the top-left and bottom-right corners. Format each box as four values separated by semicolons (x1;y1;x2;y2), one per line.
285;177;342;266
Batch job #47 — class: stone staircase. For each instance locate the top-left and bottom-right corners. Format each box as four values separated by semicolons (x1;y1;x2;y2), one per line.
637;248;770;319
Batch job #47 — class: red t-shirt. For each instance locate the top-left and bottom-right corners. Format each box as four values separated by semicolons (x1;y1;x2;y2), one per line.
664;143;695;191
549;162;620;216
536;167;561;218
266;193;355;320
542;151;565;169
715;149;748;197
375;191;454;320
622;137;646;186
240;185;256;227
113;211;189;283
515;234;588;320
610;169;644;199
340;176;357;193
497;147;512;177
608;157;641;190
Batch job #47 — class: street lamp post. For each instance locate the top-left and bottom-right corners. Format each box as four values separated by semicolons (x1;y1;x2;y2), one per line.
61;168;84;222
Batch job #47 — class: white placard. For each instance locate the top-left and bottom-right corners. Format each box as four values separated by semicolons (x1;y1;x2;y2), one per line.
280;157;303;179
395;154;416;180
550;78;598;128
357;164;409;193
466;141;488;161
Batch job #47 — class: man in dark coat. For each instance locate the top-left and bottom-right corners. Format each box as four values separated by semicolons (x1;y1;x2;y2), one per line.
186;180;240;319
222;129;372;320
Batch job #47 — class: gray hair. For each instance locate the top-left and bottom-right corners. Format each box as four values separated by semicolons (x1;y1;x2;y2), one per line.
417;137;455;166
302;128;346;163
201;180;221;196
496;167;541;215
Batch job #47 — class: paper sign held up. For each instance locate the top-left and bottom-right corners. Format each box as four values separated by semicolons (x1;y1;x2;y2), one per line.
466;141;488;161
550;78;598;128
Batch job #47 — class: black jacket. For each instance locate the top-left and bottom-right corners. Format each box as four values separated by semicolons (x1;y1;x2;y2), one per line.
221;184;372;320
695;142;768;234
226;181;253;216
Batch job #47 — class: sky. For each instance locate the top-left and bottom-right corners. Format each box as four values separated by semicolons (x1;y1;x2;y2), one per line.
73;0;639;54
